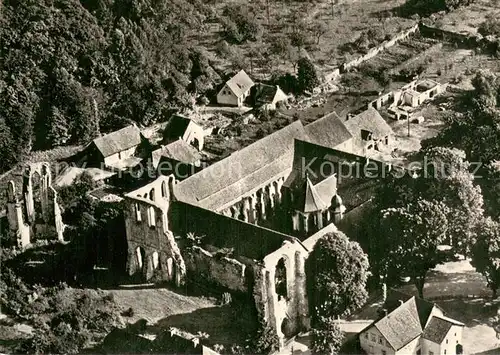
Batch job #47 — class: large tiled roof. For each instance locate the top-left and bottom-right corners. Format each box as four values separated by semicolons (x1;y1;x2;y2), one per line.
305;112;353;149
422;316;457;344
374;298;423;351
174;120;307;211
153;140;202;166
226;70;254;98
93;125;141;158
343;107;393;140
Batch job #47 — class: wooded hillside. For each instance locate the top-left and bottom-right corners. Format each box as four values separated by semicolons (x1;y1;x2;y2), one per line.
0;0;220;171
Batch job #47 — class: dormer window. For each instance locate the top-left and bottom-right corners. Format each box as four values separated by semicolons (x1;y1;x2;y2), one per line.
361;129;372;141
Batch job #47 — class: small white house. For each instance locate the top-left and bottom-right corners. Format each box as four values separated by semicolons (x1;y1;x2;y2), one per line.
217;70;254;107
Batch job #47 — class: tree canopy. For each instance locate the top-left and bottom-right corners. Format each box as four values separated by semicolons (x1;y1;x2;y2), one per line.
374;147;484;251
297;57;320;93
379;199;448;298
307;231;370;319
471;217;500;298
311;315;344;355
423;70;500;217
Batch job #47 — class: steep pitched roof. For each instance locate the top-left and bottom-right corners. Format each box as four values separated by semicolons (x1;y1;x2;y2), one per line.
374;298;423;351
343;107;393;140
93;125;141;158
226;70;254;98
384;290;436;329
315;174;338;205
163;115;201;142
305;112;353;149
422;316;462;344
254;84;288;105
294;176;329;213
174;120;307;211
153;140;202;166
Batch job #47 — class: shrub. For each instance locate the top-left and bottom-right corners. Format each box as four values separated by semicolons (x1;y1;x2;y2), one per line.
311;315;344;355
401;0;474;17
478;18;500;37
250;319;279;354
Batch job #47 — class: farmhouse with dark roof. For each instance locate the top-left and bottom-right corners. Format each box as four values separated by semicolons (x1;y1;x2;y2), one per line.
359;290;464;355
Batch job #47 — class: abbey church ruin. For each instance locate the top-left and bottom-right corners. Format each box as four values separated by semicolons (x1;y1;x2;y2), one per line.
122;115;392;343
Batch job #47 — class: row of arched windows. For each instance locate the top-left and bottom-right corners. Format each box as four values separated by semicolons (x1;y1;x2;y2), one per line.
135;247;160;270
134;202;156;227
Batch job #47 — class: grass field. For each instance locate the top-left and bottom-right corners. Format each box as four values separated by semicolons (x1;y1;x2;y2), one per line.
194;0;417;80
112;286;256;348
432;0;500;36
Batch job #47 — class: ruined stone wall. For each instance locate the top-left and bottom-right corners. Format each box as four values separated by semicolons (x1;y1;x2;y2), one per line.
184;246;248;293
419;23;499;52
6;181;30;248
5;163;64;248
124;175;186;285
257;224;338;344
170;201;290;261
262;239;308;342
341;24;420;72
181;123;205;151
323;25;419;82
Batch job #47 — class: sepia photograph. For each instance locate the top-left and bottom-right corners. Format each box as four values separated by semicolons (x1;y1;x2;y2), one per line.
1;0;500;353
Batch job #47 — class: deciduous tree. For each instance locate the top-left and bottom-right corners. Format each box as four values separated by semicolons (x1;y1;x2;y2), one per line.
380;199;448;298
297;57;320;93
47;107;70;148
311;21;329;45
471;217;500;298
307;231;370;319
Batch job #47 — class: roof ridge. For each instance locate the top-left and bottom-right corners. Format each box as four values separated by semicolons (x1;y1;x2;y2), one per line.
429;315;465;327
197;150;294;205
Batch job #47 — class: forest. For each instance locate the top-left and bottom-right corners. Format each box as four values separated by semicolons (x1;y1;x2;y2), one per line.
0;0;220;172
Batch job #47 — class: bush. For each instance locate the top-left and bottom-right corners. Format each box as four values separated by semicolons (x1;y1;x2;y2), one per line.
271;72;299;94
478;18;500;38
311;315;344;355
249;319;279;354
1;265;123;354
